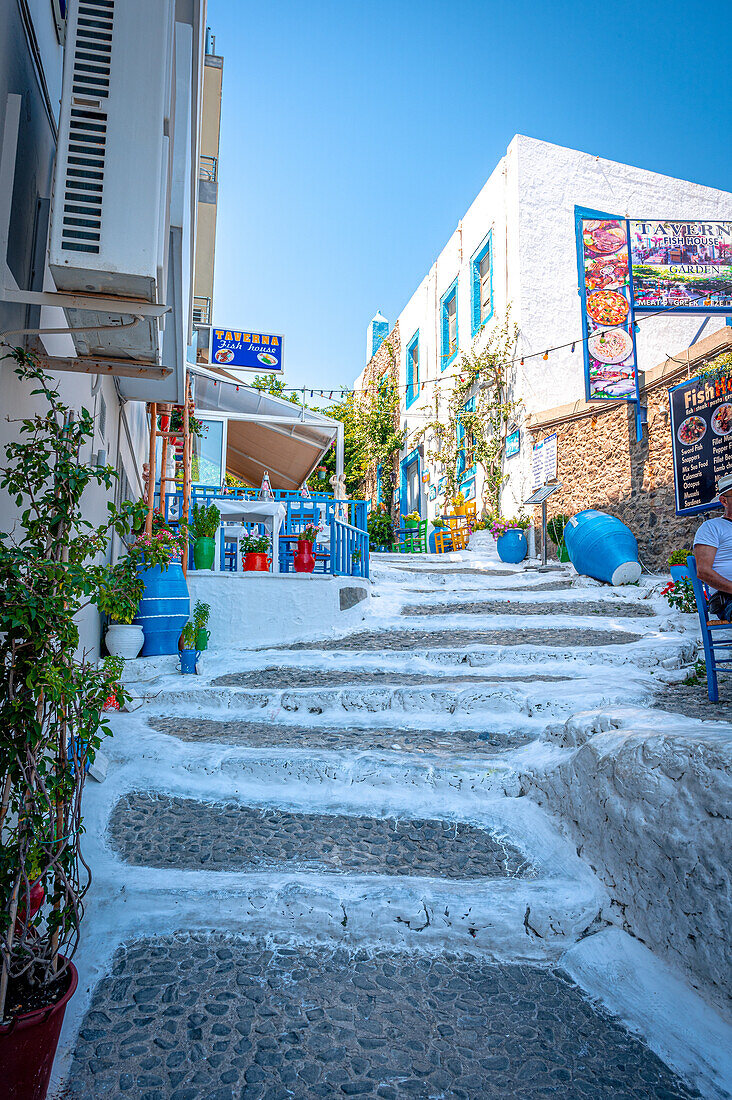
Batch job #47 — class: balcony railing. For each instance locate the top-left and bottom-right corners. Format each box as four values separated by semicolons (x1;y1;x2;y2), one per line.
193;296;211;325
199;155;218;183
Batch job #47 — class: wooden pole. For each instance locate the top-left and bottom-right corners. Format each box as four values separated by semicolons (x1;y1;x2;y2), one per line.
181;376;191;576
145;402;157;536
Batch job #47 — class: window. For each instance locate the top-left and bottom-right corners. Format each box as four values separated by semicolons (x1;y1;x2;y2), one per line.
457;396;476;480
191;419;225;487
471;234;493;335
406;331;419;407
440;279;458;370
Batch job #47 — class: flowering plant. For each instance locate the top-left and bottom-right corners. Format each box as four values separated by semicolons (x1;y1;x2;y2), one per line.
490;515;530;540
668;549;691;567
240;533;270;554
298;523;321;544
660;579;696;614
402;511;421;523
129;511;187;567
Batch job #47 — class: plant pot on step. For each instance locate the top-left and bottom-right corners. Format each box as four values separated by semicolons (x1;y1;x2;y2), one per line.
496;528;528;564
193;536;216;570
243;552;269;572
179;648;199;674
670;564;690;583
558;541;571;563
194;627;210;651
105;622;144;660
294;539;315;573
0;960;78;1100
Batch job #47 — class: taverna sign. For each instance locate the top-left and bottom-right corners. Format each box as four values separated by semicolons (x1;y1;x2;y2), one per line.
212;328;284;373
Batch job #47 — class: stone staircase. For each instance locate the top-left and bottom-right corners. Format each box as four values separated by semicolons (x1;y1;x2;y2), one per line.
52;541;731;1100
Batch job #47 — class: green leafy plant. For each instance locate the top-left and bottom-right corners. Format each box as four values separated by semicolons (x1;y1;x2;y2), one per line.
193;600;210;631
668;549;691;567
169;407;204;437
96;553;144;624
240;533;270;554
129;511;187;568
367;507;393;548
547;514;568;546
402;511;421;523
660;579;696;614
191;503;221;540
297;523;321;544
0;347;135;1021
181;621;197;649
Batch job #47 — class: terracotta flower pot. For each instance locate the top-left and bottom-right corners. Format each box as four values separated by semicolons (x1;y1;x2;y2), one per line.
244;552;269;571
294;539;315;573
0;960;78;1100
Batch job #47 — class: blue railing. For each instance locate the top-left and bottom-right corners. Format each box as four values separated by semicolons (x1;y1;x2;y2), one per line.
329;517;369;580
155;486;369;536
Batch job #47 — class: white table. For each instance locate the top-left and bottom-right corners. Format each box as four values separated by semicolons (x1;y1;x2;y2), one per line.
214;499;287;573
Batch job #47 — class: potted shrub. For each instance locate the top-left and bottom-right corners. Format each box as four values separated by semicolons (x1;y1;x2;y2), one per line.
191;502;220;570
451;492;467;517
240;532;271;571
490;515;530;563
97;553;145;659
317;465;327;481
668;548;691;583
402;510;421;530
179;621;198;674
294;522;319;573
0;349;135;1100
547;513;570;563
367;506;393;553
193;599;211;650
130;512;189;656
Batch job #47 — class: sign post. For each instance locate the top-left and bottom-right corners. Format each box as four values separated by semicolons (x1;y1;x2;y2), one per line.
524;482;564;566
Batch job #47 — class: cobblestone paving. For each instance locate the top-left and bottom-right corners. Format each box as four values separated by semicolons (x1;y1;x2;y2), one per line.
109;795;531;879
402;600;654;618
653;674;732;722
212;667;571;688
148;717;535;754
281;627;644;652
65;935;698;1100
400;580;572;593
386;565;516;576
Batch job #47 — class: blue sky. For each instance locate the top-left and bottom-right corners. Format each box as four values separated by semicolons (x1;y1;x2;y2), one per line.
209;0;731;397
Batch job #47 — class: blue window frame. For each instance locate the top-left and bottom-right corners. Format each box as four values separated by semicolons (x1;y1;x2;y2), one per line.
376;464;382;505
471;233;493;335
456;396;476;480
440;278;458;371
406;331;419;407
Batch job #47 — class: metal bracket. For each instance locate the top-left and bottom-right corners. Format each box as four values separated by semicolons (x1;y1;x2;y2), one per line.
0;286;169;318
635;402;648;443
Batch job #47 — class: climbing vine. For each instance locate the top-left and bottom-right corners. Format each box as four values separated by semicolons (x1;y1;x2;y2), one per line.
351;340;406;520
412;315;520;515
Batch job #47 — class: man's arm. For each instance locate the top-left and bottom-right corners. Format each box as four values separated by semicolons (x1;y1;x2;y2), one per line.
694;543;732;593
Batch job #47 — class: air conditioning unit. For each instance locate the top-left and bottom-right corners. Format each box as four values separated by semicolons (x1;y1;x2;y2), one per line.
48;0;174;363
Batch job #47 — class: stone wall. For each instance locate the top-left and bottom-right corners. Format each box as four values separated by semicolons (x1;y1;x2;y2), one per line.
527;332;732;571
358;321;401;514
522;711;732;1020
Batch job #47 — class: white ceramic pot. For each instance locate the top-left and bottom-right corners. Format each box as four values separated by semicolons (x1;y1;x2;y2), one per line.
106;623;144;660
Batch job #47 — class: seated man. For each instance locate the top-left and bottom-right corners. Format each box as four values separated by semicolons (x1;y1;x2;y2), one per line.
693;472;732;620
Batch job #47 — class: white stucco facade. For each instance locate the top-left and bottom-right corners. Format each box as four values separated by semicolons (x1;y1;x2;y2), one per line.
356;135;732;520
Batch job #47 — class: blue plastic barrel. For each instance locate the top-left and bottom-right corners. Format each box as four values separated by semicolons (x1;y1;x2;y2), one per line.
563;510;641;586
134;563;190;656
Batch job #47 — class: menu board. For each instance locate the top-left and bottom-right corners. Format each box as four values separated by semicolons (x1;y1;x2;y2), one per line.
630;221;732;312
669;374;732;515
578;217;639;401
532;432;557;490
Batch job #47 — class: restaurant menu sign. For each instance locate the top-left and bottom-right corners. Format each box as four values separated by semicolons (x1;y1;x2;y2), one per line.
669;374;732;515
532;432;557;490
630;222;732;313
577;217;639;401
211;328;284;373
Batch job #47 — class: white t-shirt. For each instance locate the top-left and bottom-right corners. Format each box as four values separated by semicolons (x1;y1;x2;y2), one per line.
693;516;732;593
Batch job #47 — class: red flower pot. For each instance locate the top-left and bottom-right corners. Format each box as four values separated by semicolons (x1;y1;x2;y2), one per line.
294;539;315;573
0;960;78;1100
243;552;270;571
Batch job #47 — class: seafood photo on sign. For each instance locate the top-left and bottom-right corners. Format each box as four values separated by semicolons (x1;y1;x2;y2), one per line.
677;415;707;446
588;328;633;364
711;404;732;436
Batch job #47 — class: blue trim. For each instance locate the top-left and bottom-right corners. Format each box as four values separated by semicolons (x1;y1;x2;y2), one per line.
406;330;419;408
376;464;382;505
399;446;423;518
456;396;475;479
440;277;459;371
471;233;493;336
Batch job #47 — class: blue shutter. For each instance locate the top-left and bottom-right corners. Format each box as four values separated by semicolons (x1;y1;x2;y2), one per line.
471;261;481;335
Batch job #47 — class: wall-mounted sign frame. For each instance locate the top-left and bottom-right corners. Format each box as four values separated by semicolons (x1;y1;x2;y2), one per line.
212;327;284;373
505;428;520;458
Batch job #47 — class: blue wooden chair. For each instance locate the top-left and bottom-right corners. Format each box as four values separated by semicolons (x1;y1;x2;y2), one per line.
686;554;732;702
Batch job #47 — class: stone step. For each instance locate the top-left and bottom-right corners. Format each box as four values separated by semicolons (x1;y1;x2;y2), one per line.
278;625;647;651
64;933;700;1100
401;598;656;618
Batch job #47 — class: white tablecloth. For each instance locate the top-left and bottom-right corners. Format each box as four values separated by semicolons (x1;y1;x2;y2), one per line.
215;499;286;573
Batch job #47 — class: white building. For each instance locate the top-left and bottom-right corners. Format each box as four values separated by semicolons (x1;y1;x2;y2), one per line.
0;0;208;654
355;135;732;521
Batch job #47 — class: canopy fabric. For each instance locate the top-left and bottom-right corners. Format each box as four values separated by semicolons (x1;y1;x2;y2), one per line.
190;365;339;490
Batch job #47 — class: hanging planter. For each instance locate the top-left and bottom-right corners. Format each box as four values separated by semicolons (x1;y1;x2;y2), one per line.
317;466;327;481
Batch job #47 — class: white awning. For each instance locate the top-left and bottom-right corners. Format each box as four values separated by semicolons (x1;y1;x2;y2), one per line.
190;365;340;490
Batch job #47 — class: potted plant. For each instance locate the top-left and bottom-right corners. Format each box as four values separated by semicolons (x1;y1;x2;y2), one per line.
240;532;271;571
317;465;327;481
0;349;135;1100
294;522;319;573
193;600;211;650
97;553;145;659
451;492;467;517
367;506;393;552
490;515;530;563
547;513;570;563
129;512;190;656
668;548;692;583
190;502;220;570
402;510;421;530
179;621;198;674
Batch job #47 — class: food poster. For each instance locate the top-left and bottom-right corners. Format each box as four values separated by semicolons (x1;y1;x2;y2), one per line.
669;374;732;515
630;222;732;313
577;217;638;401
